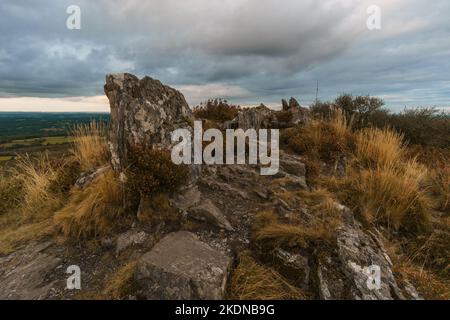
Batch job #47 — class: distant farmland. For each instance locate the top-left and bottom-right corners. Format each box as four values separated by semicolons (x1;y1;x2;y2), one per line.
0;112;109;161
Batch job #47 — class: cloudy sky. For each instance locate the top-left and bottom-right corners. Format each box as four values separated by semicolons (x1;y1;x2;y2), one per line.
0;0;449;112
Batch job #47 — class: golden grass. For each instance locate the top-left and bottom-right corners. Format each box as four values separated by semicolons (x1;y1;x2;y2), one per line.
0;171;23;215
336;127;434;233
395;264;450;300
229;253;305;300
429;164;450;213
348;162;432;232
13;153;62;218
386;238;450;300
355;127;406;168
71;121;109;171
283;110;352;162
253;190;342;250
0;220;54;255
103;262;137;299
406;217;450;277
54;168;125;240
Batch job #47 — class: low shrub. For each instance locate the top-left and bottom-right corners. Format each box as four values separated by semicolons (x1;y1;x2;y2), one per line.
126;145;190;197
136;193;181;228
193;99;240;122
371;108;450;148
310;94;385;129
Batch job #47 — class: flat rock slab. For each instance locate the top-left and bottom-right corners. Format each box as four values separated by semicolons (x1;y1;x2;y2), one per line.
135;231;232;300
0;241;60;300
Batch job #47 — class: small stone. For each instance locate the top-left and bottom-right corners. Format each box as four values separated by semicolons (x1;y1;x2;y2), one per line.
188;199;234;231
116;230;148;255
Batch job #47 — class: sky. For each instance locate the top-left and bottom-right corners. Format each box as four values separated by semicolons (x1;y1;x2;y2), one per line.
0;0;449;112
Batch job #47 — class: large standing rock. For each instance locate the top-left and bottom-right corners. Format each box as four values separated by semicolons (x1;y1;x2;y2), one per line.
104;73;194;172
135;231;232;299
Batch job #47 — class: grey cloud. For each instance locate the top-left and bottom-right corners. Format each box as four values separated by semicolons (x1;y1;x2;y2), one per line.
0;0;449;110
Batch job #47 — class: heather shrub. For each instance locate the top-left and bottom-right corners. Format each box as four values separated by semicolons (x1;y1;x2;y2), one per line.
126;145;190;197
193;98;240;122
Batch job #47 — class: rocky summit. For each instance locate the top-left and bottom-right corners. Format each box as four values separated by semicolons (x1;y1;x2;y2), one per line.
0;73;436;301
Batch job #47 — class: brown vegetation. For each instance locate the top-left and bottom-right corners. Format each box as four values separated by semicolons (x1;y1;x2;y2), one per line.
229;252;305;300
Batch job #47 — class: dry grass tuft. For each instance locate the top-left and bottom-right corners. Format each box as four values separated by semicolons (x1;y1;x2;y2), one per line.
0;171;23;215
71;120;109;171
0;220;54;255
347;162;432;232
355;127;406;168
54;168;125;240
253;190;342;250
104;262;137;299
229;252;305;300
332;127;434;233
429;162;450;214
282;110;352;162
405;217;450;277
13;153;63;217
386;238;450;300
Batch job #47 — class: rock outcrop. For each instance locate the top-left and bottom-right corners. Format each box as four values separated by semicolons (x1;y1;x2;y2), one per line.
225;98;309;130
135;231;232;299
317;206;422;300
104;73;194;172
229;104;274;130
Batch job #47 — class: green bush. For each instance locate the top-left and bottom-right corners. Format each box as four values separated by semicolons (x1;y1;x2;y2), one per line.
310;94;385;129
371;108;450;148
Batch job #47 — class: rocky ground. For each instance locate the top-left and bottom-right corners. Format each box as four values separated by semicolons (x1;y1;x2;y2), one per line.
0;150;422;300
0;73;427;300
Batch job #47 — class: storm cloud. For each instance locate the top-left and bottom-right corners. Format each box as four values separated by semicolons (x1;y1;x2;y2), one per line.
0;0;449;111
